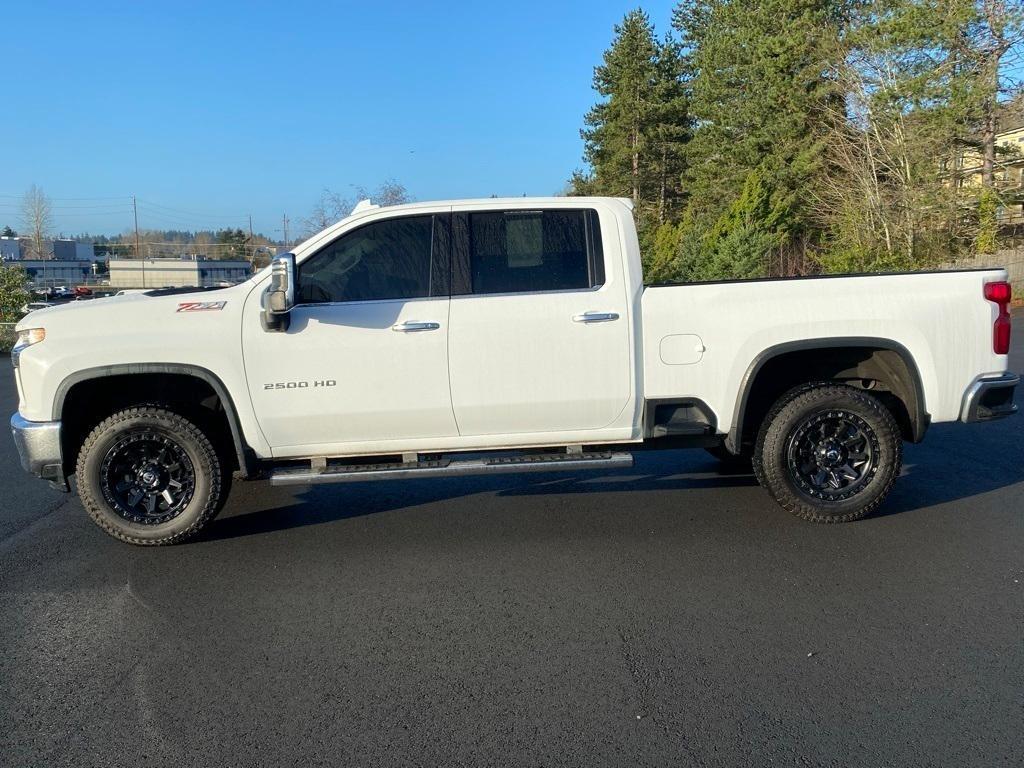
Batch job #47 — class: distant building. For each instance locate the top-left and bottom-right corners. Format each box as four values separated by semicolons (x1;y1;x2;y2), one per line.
52;239;96;261
11;259;93;286
108;257;252;289
946;120;1024;223
1;237;96;262
0;237;20;261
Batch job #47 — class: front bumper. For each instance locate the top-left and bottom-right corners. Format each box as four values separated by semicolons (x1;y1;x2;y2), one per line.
960;373;1019;423
10;413;68;491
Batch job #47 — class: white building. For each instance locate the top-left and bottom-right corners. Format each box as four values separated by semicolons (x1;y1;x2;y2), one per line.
0;236;21;261
108;257;252;289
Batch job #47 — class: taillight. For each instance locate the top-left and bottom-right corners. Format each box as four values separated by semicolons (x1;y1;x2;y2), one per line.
984;281;1012;355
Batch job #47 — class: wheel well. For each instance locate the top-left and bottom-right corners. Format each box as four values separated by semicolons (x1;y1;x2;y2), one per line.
59;373;240;476
733;345;925;450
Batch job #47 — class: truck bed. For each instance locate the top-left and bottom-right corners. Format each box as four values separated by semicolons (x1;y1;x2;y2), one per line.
640;267;1011;434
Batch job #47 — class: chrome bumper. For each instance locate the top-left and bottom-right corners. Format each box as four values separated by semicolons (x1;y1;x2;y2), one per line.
10;413;68;491
960;374;1019;423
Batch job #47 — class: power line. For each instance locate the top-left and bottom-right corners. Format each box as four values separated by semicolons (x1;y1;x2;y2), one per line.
0;194;249;221
136;199;250;221
0;194;130;201
134;210;247;229
0;192;266;238
0;203;134;211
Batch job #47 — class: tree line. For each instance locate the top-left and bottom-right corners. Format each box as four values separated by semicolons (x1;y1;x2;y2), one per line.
571;0;1024;282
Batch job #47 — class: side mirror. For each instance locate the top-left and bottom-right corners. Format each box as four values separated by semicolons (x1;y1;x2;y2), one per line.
262;253;296;332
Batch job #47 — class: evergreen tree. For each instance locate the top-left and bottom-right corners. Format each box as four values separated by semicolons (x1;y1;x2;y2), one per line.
215;228;249;260
571;0;1023;281
574;10;692;260
976;187;999;254
648;34;691;226
0;265;30;323
578;10;661;208
674;0;848;267
700;168;788;279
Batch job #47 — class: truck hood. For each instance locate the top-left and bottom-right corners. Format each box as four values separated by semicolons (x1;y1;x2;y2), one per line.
15;283;251;333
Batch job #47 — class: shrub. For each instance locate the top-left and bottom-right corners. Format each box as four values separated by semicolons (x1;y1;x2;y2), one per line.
0;325;16;353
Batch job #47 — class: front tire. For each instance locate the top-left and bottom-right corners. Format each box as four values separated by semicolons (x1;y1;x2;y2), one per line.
753;384;902;523
76;406;225;545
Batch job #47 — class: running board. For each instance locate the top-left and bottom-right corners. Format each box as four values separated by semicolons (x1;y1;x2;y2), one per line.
269;451;634;486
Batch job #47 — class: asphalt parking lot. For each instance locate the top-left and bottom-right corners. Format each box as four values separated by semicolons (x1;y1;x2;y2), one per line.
2;322;1022;768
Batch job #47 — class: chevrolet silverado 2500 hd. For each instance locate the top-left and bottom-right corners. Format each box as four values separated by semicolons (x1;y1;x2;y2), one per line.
9;197;1019;545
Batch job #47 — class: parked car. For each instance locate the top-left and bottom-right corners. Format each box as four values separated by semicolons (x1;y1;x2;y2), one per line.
9;197;1018;545
72;286;93;297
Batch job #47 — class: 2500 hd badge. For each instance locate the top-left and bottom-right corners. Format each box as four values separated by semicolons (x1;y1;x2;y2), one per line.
263;380;337;390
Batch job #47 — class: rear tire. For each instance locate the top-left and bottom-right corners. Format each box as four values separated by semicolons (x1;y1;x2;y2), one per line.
752;384;902;523
76;406;225;545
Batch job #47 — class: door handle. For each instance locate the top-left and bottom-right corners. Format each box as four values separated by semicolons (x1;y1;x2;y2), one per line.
392;320;441;332
572;311;620;323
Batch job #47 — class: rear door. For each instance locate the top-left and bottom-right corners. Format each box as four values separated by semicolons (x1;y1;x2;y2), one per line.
446;206;632;437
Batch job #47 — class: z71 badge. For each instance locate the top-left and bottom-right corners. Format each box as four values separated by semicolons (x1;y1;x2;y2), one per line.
177;301;227;313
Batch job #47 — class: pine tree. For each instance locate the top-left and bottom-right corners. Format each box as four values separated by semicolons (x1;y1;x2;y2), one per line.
574;10;692;268
674;0;848;267
700;168;788;279
578;10;660;209
648;34;691;226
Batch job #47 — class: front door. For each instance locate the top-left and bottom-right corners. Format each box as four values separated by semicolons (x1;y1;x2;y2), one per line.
242;211;458;453
446;206;632;437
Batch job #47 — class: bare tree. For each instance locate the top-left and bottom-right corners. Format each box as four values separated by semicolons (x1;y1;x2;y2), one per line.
810;32;968;270
21;184;53;259
303;188;350;235
301;180;411;236
374;179;411;207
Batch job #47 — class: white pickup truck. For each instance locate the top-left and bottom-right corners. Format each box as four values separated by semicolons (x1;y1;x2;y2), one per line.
9;197;1019;545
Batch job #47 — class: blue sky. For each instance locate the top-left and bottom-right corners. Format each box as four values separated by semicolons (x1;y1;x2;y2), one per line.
0;1;673;239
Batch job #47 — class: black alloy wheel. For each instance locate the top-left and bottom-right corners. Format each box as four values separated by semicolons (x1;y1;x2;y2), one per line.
785;410;878;501
100;431;196;525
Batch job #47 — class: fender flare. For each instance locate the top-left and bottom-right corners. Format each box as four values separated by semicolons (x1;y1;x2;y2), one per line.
54;363;256;478
725;337;930;453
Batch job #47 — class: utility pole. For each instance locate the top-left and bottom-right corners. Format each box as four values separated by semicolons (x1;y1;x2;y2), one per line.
248;215;254;266
133;195;145;288
282;214;290;250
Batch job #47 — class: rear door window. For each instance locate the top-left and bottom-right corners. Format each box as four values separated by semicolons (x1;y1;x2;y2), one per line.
455;209;604;295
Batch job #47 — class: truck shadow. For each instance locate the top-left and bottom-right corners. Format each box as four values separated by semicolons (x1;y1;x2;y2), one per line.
872;419;1024;518
201;457;760;542
200;418;1024;542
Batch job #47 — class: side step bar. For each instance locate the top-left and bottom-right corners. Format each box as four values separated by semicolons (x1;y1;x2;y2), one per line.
269;451;634;487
